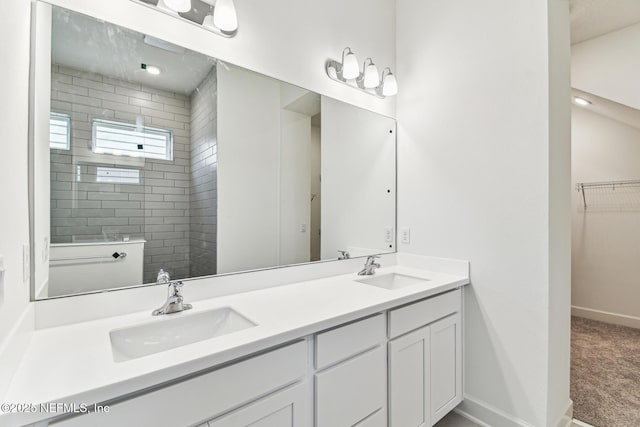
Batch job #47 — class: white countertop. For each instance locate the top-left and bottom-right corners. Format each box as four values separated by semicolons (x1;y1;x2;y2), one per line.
1;256;468;426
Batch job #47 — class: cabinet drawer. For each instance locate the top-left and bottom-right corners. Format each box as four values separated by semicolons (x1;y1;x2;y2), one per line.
315;345;387;427
52;341;307;427
315;313;386;370
388;289;461;338
207;382;308;427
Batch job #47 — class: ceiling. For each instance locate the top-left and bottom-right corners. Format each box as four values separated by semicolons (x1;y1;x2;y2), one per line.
51;6;215;94
570;0;640;44
573;89;640;130
570;0;640;127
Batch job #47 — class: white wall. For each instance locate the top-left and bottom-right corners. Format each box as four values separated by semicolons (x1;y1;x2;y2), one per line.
321;97;396;259
396;0;571;426
217;66;316;272
546;0;572;423
279;109;312;265
310;125;321;261
0;0;33;396
217;65;281;274
572;23;640;110
572;106;640;325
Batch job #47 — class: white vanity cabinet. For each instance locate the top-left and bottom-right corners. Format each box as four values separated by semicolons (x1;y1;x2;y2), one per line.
388;289;463;427
43;288;464;427
51;341;309;427
314;314;388;427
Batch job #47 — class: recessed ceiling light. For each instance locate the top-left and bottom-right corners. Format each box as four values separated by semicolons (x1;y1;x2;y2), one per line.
574;96;592;106
141;63;161;75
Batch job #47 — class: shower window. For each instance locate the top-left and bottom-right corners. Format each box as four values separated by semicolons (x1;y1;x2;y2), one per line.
96;166;141;184
49;112;71;150
91;119;173;161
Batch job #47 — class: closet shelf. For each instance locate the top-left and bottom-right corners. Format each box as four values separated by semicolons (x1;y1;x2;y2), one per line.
576;179;640;209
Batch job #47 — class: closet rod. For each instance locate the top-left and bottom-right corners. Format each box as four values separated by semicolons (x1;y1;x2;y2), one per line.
575;179;640;209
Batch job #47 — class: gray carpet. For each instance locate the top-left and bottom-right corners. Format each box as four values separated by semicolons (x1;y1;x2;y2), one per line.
571;316;640;427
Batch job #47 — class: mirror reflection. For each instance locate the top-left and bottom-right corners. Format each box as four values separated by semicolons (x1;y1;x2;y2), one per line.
31;3;396;299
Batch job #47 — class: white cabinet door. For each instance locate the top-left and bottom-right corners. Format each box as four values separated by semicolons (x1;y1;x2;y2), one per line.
430;313;462;425
208;383;308;427
388;326;430;427
315;345;387;427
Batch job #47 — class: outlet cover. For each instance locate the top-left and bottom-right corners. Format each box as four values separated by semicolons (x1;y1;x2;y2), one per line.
384;226;393;242
400;228;411;244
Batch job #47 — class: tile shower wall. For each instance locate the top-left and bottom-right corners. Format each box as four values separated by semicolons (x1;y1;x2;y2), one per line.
189;69;218;277
49;64;194;283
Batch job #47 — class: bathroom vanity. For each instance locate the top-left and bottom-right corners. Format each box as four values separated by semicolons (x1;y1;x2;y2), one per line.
2;254;468;427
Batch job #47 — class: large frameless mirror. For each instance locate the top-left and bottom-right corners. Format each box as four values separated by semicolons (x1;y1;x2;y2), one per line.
29;2;396;300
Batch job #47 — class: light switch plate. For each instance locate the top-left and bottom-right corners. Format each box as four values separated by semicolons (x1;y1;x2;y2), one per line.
400;228;411;244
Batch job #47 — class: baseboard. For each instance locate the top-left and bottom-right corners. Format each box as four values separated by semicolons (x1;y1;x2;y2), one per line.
456;396;573;427
572;419;594;427
453;408;492;427
554;400;573;427
456;395;536;427
572;306;640;329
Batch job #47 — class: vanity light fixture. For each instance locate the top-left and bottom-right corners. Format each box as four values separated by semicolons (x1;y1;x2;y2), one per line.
341;48;360;80
574;96;592;106
212;0;238;33
159;0;191;13
325;48;398;98
131;0;238;38
380;68;398;97
361;58;380;89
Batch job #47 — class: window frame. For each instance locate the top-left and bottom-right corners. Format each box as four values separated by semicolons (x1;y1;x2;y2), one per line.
91;118;174;161
95;166;142;184
49;112;71;151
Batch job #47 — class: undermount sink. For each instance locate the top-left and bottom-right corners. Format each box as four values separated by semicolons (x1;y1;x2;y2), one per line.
110;307;257;362
355;272;430;290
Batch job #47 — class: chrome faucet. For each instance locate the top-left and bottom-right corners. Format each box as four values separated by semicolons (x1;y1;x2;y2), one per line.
358;255;381;276
152;269;192;316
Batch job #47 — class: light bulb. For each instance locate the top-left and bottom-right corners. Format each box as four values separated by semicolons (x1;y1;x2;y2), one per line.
363;61;379;89
342;51;359;80
574;96;591;106
382;72;398;96
213;0;238;32
161;0;191;13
